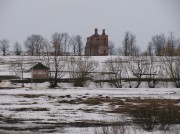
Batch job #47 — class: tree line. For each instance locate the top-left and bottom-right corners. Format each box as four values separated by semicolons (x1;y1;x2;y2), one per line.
109;32;180;56
0;31;180;56
0;33;84;56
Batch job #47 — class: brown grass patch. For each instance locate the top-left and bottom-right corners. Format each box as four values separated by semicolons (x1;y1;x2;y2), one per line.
83;98;102;105
11;107;49;112
19;94;44;98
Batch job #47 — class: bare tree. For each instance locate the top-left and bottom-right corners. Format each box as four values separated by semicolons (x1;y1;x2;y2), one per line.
14;42;22;55
69;36;76;55
42;35;66;87
41;39;52;55
62;33;70;55
68;57;98;87
104;57;127;88
0;39;9;56
162;56;180;88
51;32;70;56
42;40;53;85
146;42;154;56
43;47;65;87
145;56;162;88
70;35;84;56
177;41;180;56
24;34;44;56
75;35;84;56
149;33;180;56
108;41;116;56
52;33;63;56
123;32;130;56
128;56;148;88
122;32;139;56
164;32;177;56
149;34;166;56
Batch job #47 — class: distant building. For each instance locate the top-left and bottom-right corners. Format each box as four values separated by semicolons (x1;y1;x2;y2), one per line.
85;28;109;56
31;63;49;79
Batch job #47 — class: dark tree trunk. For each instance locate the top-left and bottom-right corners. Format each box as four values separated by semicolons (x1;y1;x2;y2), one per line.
3;50;5;56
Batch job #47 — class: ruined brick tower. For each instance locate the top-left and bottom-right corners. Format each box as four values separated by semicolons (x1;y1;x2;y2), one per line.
85;28;109;56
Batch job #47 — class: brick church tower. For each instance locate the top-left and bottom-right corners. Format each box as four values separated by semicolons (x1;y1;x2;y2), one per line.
85;28;109;56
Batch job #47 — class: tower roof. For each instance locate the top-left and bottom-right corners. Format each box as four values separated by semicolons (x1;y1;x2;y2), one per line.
91;28;99;37
102;29;106;35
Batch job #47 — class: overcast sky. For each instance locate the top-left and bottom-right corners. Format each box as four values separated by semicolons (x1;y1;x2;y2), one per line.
0;0;180;51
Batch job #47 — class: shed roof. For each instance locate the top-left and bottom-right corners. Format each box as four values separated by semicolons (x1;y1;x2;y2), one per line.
32;63;49;70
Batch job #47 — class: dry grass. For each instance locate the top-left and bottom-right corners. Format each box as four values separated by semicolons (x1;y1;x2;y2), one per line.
83;98;102;105
18;94;44;98
11;107;49;112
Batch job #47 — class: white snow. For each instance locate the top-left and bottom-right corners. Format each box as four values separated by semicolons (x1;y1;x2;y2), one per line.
0;56;180;133
0;87;180;133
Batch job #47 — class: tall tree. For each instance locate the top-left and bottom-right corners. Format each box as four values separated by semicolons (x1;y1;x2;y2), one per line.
62;33;70;55
41;39;52;55
149;34;166;56
24;34;44;56
47;33;66;87
164;32;176;56
14;42;22;55
0;39;9;56
108;41;116;56
177;41;180;56
52;33;68;55
70;35;84;56
122;32;139;56
69;36;77;55
128;56;148;88
75;35;83;56
146;42;154;56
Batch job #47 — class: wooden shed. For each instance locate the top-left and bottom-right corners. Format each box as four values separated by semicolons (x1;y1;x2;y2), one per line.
31;63;49;79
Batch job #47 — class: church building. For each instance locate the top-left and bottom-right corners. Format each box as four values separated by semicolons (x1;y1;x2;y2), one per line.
85;28;109;56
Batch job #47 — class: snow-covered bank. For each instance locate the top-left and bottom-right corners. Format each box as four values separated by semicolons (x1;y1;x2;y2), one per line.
0;56;179;88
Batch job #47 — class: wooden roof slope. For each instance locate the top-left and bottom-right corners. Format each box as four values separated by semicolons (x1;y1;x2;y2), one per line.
32;63;49;70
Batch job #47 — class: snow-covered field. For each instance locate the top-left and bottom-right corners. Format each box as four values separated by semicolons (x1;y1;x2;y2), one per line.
0;56;180;133
0;87;180;134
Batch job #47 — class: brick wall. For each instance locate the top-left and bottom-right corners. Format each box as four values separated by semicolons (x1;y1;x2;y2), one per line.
32;69;49;79
85;29;109;56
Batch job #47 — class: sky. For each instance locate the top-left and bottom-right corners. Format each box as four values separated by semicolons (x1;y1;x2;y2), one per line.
0;0;180;51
